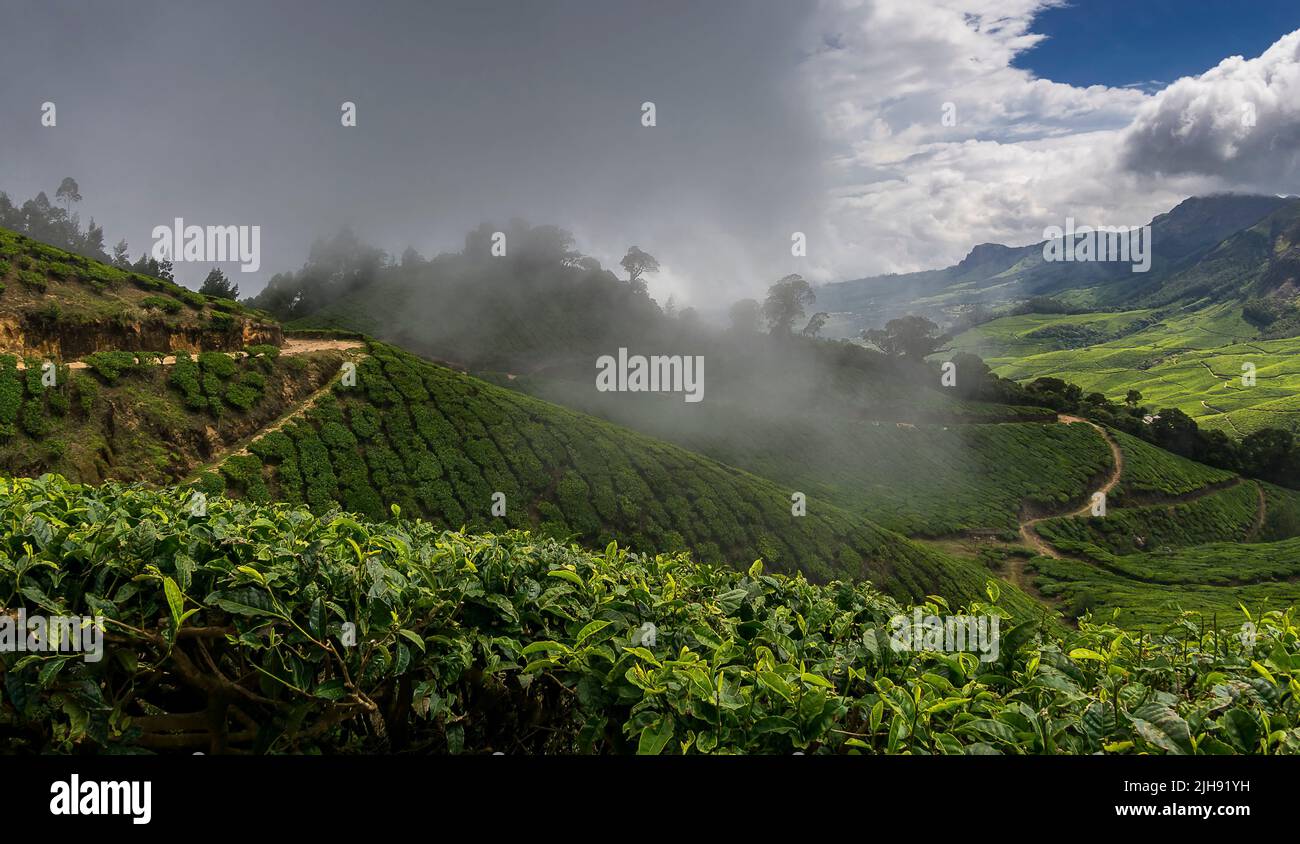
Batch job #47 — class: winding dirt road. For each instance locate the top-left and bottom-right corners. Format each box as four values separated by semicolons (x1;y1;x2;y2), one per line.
1017;415;1124;559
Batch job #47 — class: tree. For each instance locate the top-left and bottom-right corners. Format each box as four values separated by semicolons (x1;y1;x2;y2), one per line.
1149;408;1199;457
801;312;830;338
112;239;131;269
862;315;950;359
55;177;81;216
620;246;660;295
728;298;762;334
83;219;106;259
1240;428;1295;484
1125;389;1142;408
762;274;815;335
948;352;994;399
200;267;240;300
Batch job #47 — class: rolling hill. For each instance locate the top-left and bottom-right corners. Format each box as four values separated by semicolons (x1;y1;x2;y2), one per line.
2;223;1297;632
816;193;1295;335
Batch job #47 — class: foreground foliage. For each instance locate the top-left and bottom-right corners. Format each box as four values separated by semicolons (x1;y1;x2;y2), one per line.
1;475;1296;755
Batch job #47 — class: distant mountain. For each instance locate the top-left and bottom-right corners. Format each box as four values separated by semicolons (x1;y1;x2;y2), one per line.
816;193;1294;337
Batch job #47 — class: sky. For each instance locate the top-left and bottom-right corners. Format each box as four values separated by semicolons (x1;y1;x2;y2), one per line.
2;0;1299;308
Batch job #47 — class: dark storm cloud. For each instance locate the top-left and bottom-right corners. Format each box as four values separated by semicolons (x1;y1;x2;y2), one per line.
0;0;824;303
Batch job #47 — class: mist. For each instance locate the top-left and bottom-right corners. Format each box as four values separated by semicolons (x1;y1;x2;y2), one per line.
0;0;825;309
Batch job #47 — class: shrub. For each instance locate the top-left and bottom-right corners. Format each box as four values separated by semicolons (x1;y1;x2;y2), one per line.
199;351;237;380
244;344;280;360
71;374;98;415
48;388;70;417
19;270;48;292
18;400;49;437
0;365;21;427
82;351;141;384
168;353;204;409
239;370;266;392
224;383;259;412
141;295;183;314
46;261;75;280
208;312;236;332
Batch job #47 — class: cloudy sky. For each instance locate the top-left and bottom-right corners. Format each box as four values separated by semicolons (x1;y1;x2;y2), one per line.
1;0;1298;307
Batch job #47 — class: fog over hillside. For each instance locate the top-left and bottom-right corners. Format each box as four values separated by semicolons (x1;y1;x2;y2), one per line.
4;1;1300;311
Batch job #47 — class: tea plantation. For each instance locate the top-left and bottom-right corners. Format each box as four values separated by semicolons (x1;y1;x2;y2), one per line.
219;342;1037;613
523;381;1114;536
1030;540;1300;629
2;474;1296;755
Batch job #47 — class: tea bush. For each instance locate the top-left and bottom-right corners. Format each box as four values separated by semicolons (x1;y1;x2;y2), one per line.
230;343;1027;612
0;474;1295;755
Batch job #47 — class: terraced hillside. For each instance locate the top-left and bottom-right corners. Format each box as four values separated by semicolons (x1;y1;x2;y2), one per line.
216;341;1044;614
1030;542;1300;629
517;379;1112;537
949;302;1300;437
992;420;1300;626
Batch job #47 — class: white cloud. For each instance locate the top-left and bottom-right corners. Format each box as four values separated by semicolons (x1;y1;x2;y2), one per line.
798;0;1290;281
1120;30;1300;187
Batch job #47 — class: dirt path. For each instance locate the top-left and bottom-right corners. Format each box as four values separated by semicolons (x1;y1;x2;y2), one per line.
1017;415;1123;560
13;337;365;370
1201;399;1246;436
185;346;370;481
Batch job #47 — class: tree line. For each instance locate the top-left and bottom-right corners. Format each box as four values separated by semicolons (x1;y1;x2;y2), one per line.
1;179;240;300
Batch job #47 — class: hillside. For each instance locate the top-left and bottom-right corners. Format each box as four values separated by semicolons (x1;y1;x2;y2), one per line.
0;229;1052;617
816;194;1294;335
0;226;280;356
215;340;1042;614
521;376;1113;537
0;227;1295;634
4;473;1296;755
949;301;1300;436
891;196;1300;437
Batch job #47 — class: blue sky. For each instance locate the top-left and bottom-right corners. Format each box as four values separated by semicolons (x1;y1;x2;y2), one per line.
1016;0;1300;89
